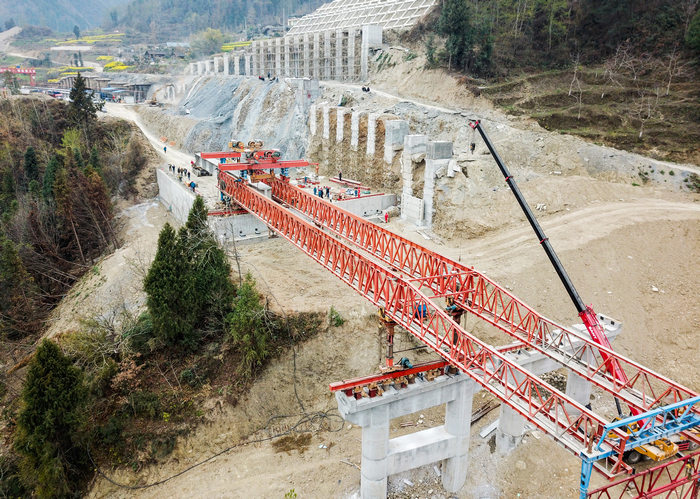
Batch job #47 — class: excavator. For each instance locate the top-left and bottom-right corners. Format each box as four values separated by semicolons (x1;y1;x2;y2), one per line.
469;119;699;465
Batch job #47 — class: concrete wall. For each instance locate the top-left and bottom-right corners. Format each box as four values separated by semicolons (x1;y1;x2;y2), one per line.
335;193;397;217
156;168;196;223
209;213;270;244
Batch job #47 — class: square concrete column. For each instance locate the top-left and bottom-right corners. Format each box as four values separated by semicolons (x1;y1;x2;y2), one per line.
347;29;355;80
322;106;330;140
335;29;343;80
189;63;195;75
367;113;378;156
351;111;362;150
360;405;390;499
336;108;346;143
284;36;292;77
213;56;220;73
384;120;409;164
313;32;320;79
309;104;317;136
442;379;476;493
197;61;204;75
233;53;240;76
275;38;282;77
223;54;229;75
303;33;310;77
294;36;300;77
206;60;213;74
565;347;594;416
496;368;527;455
324;30;332;80
361;28;369;81
423;141;453;226
252;41;258;76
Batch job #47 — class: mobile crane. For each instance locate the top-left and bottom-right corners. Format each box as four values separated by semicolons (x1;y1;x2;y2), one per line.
469;119;698;466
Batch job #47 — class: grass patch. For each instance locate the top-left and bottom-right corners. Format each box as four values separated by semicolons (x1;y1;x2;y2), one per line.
272;434;312;455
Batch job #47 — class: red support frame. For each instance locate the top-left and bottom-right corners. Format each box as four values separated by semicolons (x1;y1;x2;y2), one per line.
221;173;633;477
265;178;699;418
588;450;700;499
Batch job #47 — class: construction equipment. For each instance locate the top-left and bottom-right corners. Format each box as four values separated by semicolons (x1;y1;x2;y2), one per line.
469;120;699;485
216;125;700;498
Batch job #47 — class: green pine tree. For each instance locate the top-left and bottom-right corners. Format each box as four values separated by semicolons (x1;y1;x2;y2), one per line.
0;233;40;338
67;73;96;130
144;199;235;348
88;145;103;176
42;156;60;200
14;339;87;498
438;0;472;70
687;11;700;53
227;273;272;376
23;147;40;186
144;223;198;346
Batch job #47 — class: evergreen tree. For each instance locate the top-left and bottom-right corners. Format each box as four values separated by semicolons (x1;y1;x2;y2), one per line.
88;145;102;176
228;273;272;376
42;156;60;200
144;199;235;348
0;233;40;338
144;223;198;346
182;196;235;333
687;11;700;53
23;147;40;185
73;25;80;40
438;0;472;70
67;73;96;130
14;339;87;498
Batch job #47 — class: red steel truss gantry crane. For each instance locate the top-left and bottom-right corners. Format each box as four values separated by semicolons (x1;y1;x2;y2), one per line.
215;128;700;498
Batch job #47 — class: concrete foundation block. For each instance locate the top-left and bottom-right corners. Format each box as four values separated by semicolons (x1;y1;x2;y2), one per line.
384;120;409;164
427;141;453;160
404;134;429;154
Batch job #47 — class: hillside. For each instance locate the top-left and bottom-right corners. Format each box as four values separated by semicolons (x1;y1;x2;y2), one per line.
0;0;128;32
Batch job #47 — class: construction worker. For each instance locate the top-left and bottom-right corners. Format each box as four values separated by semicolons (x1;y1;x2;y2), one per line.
385;212;389;223
338;170;342;181
164;146;167;153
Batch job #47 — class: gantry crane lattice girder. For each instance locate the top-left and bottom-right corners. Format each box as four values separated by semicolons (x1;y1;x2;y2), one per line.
217;164;700;496
220;171;636;475
587;449;700;499
264;178;699;420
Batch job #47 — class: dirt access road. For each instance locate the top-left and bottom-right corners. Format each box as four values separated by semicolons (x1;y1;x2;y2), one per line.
88;95;700;499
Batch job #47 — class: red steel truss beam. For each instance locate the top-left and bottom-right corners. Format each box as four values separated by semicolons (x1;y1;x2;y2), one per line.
329;342;528;394
215;159;314;172
220;173;630;477
265;178;698;415
587;450;700;499
329;360;450;393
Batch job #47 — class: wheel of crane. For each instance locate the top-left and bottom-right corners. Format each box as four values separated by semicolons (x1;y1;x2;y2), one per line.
626;450;642;464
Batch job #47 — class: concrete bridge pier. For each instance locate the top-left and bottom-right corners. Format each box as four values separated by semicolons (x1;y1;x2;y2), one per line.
336;373;477;499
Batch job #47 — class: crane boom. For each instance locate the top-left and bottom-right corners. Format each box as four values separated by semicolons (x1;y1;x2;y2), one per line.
469;120;637;415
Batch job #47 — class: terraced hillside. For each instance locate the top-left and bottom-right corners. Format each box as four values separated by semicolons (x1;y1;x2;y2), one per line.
482;67;700;166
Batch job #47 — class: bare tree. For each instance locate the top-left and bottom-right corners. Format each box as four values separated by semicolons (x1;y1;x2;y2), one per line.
662;45;686;96
569;51;583;119
681;0;700;37
633;85;661;139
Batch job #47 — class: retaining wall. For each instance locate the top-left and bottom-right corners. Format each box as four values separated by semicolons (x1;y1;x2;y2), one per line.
156;168;196;223
335;193;397;218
